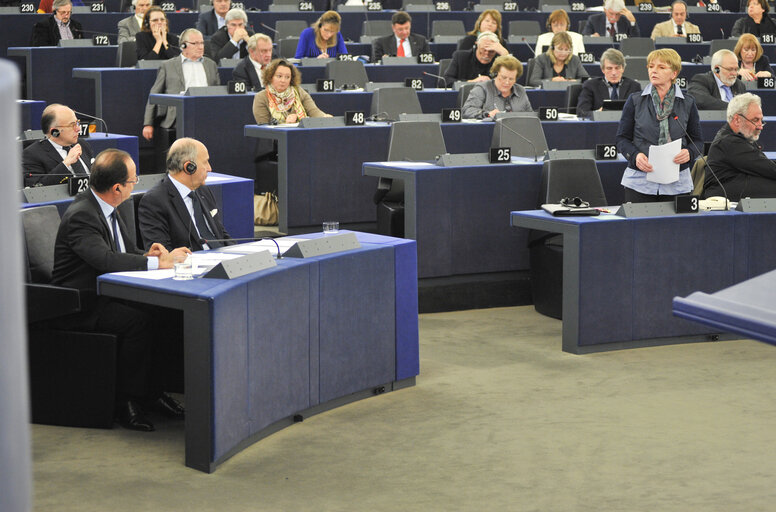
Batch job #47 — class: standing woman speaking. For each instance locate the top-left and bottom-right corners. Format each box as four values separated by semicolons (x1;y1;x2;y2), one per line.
616;49;701;203
294;11;348;59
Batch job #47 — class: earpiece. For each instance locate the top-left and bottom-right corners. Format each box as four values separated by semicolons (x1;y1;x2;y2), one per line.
184;161;197;174
560;197;589;208
51;128;60;137
180;42;188;49
714;66;720;74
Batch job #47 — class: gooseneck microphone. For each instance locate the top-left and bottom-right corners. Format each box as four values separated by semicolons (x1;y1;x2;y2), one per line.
260;23;278;35
72;109;110;137
423;71;449;89
522;38;536;57
496;118;538;162
669;114;730;208
199;237;283;258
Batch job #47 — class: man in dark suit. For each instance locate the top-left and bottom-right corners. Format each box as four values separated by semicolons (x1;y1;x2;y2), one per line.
372;11;431;63
205;8;254;62
52;148;190;431
582;0;640;38
443;31;507;86
232;33;274;90
576;48;641;118
31;0;83;46
142;28;219;170
22;103;93;187
117;0;151;44
196;0;230;37
138;138;233;251
688;49;747;110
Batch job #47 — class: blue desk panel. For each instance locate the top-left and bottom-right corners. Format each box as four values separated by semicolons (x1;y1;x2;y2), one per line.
97;232;419;472
19;99;45;131
510;210;776;353
673;268;776;346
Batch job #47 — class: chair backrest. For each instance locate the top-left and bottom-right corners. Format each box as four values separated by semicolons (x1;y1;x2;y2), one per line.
508;20;542;37
525;57;535;86
491;117;549;159
278;38;300;58
370;87;422;121
565;82;583;115
116;40;137;67
577;19;587;33
402;0;432;7
691;155;707;196
431;20;466;38
708;38;737;56
623;57;649;80
619;37;655;57
275;20;308;41
456;81;477;108
21;205;61;284
539;158;607;207
362;20;392;37
387;121;447;161
325;60;368;88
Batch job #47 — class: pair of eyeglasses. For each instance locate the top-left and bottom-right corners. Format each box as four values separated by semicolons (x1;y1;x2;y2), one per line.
738;114;765;127
123;177;140;185
56;120;81;129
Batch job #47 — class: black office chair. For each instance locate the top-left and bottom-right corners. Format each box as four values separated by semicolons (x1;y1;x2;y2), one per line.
431;20;466;43
325;60;369;89
22;205;118;428
275;20;308;41
116;40;137;67
491;116;549;160
375;121;447;237
508;20;542;38
525;57;535;87
565;82;583;115
370;87;422;121
456;81;477;108
619;37;655;57
622;57;649;81
278;38;300;58
529;159;607;319
361;20;392;43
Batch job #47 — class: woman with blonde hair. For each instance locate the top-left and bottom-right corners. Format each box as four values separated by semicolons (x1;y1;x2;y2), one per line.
734;33;772;81
527;31;588;87
294;10;348;58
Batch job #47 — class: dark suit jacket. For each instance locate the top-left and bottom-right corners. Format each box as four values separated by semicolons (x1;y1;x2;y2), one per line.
704;123;776;200
205;25;255;62
687;71;747;110
52;191;147;299
443;49;493;86
22;137;94;187
143;56;220;127
581;13;640;37
372;33;430;62
232;56;263;91
137;175;232;251
196;9;220;37
731;14;776;38
31;16;83;46
576;76;642;118
136;30;181;60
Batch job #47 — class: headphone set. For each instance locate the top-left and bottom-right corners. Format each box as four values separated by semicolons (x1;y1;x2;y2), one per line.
560;197;590;208
180;41;187;49
714;66;720;74
184;161;197;174
51;128;60;137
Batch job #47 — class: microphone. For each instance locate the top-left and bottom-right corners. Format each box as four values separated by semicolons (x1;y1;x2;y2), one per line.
522;38;536;57
720;27;725;40
423;71;449;89
260;22;278;35
669;114;730;208
199;237;283;258
496;118;538;162
72;109;109;137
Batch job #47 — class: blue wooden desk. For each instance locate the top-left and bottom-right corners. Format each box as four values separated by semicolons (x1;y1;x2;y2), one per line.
510;209;776;353
97;231;419;472
19;99;45;131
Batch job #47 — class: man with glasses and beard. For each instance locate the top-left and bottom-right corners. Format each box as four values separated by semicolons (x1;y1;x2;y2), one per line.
704;93;776;200
688;49;747;110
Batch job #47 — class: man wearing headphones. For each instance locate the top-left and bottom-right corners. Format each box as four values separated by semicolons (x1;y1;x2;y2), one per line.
688;49;747;110
22;104;93;188
197;0;231;37
118;0;152;44
138;138;233;252
443;31;508;87
142;28;219;170
205;8;254;62
31;0;83;46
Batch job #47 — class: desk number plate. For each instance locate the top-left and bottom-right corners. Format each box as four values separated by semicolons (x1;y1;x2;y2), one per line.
317;79;335;92
160;1;176;11
90;2;105;11
405;78;424;90
675;194;699;214
298;1;313;10
228;80;248;94
442;108;461;122
489;147;511;163
346;111;365;125
596;144;617;159
20;2;35;12
758;77;776;88
539;107;559;121
92;34;110;45
68;176;90;196
417;52;434;64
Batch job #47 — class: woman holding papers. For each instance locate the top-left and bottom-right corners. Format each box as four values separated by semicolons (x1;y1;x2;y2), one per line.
294;11;348;59
616;49;701;203
252;59;330;125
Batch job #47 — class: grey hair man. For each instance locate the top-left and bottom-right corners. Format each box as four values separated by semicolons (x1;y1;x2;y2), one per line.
232;33;274;90
576;48;642;117
205;8;255;62
687;49;747;110
581;0;640;38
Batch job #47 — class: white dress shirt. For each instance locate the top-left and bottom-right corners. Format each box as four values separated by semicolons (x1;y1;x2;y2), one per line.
181;55;208;92
48;138;89;175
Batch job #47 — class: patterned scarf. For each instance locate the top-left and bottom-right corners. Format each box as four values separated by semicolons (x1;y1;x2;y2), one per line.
650;84;676;145
266;84;307;123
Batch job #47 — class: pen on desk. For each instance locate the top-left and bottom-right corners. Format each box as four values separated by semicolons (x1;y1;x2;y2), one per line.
596;208;611;213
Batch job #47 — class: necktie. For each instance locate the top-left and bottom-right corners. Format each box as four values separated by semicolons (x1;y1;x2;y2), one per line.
676;24;683;35
397;38;406;57
608;24;616;38
722;85;733;102
610;82;619;100
190;191;221;248
63;145;88;176
110;211;123;253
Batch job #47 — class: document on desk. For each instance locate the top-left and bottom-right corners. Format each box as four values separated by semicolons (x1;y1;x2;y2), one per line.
646;139;681;184
109;269;175;279
218;238;303;254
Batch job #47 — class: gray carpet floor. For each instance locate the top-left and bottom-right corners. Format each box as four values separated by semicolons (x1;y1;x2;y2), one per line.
31;306;776;511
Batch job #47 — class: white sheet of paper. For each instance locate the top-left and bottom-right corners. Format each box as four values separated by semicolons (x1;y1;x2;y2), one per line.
646;139;682;184
108;269;175;280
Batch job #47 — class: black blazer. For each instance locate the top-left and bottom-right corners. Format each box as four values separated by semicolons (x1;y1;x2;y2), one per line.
232;56;263;91
196;9;219;37
372;33;430;62
22;137;94;187
52;191;147;299
581;13;640;37
443;48;493;86
137;174;232;252
739;55;773;75
205;25;255;62
576;76;642;118
31;16;83;46
705;123;776;200
687;71;747;110
135;30;180;60
731;14;776;38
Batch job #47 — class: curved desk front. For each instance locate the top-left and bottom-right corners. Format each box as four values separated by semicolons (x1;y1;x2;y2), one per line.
97;232;419;472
